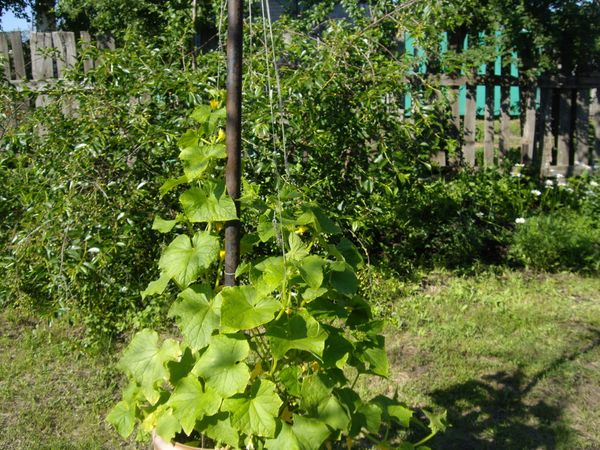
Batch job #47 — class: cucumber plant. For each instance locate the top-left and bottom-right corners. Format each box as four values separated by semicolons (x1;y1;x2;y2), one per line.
108;103;445;449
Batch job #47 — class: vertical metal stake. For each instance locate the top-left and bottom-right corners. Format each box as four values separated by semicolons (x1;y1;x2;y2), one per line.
224;0;243;287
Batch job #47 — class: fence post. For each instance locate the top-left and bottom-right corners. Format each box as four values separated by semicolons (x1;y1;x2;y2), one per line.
483;72;495;166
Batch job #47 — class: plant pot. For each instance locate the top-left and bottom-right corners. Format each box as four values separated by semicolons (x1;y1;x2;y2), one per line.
152;431;222;450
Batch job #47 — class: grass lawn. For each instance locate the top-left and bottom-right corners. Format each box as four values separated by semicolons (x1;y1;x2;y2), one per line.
1;270;599;449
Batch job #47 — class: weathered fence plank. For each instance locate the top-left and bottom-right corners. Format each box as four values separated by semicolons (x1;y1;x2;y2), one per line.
557;89;572;167
484;83;495;166
31;32;54;80
8;32;26;79
575;88;590;166
521;84;536;163
0;33;10;79
500;83;511;156
52;31;77;78
79;31;95;73
463;84;476;165
592;88;600;165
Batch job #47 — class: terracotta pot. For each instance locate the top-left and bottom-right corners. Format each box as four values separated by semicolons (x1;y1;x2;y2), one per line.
152;431;222;450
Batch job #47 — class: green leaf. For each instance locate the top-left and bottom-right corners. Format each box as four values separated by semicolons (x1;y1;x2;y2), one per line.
336;238;364;269
180;182;237;223
159;232;219;288
300;374;331;413
318;396;350;432
266;311;328;359
297;206;340;234
265;422;301;450
156;412;181;443
287;233;309;261
223;379;283;437
118;330;181;405
107;400;136;438
371;395;413;428
323;332;353;369
168;285;220;351
355;402;382;434
220;285;281;332
329;261;358;294
190;104;211;124
152;216;178;233
197;412;239;448
276;366;302;397
301;287;328;303
298;255;325;289
193;334;250;397
141;272;171;299
356;335;388;377
268;417;330;450
168;375;221;435
159;175;188;197
252;256;286;295
179;143;226;181
423;409;447;434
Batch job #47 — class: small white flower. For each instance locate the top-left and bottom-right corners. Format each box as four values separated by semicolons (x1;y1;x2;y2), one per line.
515;217;526;224
88;247;100;253
590;181;599;187
511;172;522;178
476;212;484;218
565;187;574;193
556;173;564;179
531;189;542;196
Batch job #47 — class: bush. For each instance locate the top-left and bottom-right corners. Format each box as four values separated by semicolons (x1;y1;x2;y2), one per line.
509;212;600;273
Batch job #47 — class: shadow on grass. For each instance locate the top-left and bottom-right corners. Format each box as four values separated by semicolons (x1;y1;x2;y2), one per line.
427;329;600;450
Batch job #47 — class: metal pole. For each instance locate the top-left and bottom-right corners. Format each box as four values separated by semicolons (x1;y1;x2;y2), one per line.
224;0;243;287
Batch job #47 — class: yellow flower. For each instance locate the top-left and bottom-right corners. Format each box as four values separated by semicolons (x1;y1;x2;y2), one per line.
215;222;224;232
219;250;226;261
210;99;220;110
310;361;320;372
294;225;309;235
217;128;226;143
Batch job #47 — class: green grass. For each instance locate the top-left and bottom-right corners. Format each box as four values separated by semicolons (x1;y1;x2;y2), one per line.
1;270;599;449
0;309;144;450
362;270;600;449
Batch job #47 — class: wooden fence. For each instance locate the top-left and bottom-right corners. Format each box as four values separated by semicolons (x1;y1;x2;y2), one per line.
2;31;600;177
430;74;600;176
0;31;114;84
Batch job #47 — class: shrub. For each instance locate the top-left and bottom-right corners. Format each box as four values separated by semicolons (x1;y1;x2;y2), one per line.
508;212;600;273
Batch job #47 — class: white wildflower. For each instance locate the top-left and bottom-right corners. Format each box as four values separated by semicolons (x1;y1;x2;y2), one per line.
88;247;100;253
545;179;554;187
531;189;542;196
590;181;599;188
556;173;564;179
515;217;526;224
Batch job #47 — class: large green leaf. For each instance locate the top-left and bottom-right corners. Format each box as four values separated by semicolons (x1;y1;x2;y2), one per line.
159;175;188;197
265;417;330;450
300;374;331;413
197;412;239;448
107;400;136;438
141;272;171;299
223;379;283;437
158;232;219;288
329;261;358;294
168;375;222;435
318;396;350;432
252;256;286;295
152;215;178;233
118;330;181;404
179;143;226;181
298;255;325;289
355;335;389;377
220;285;281;332
180;182;237;223
168;285;220;351
156;412;181;443
193;334;250;397
266;312;328;359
